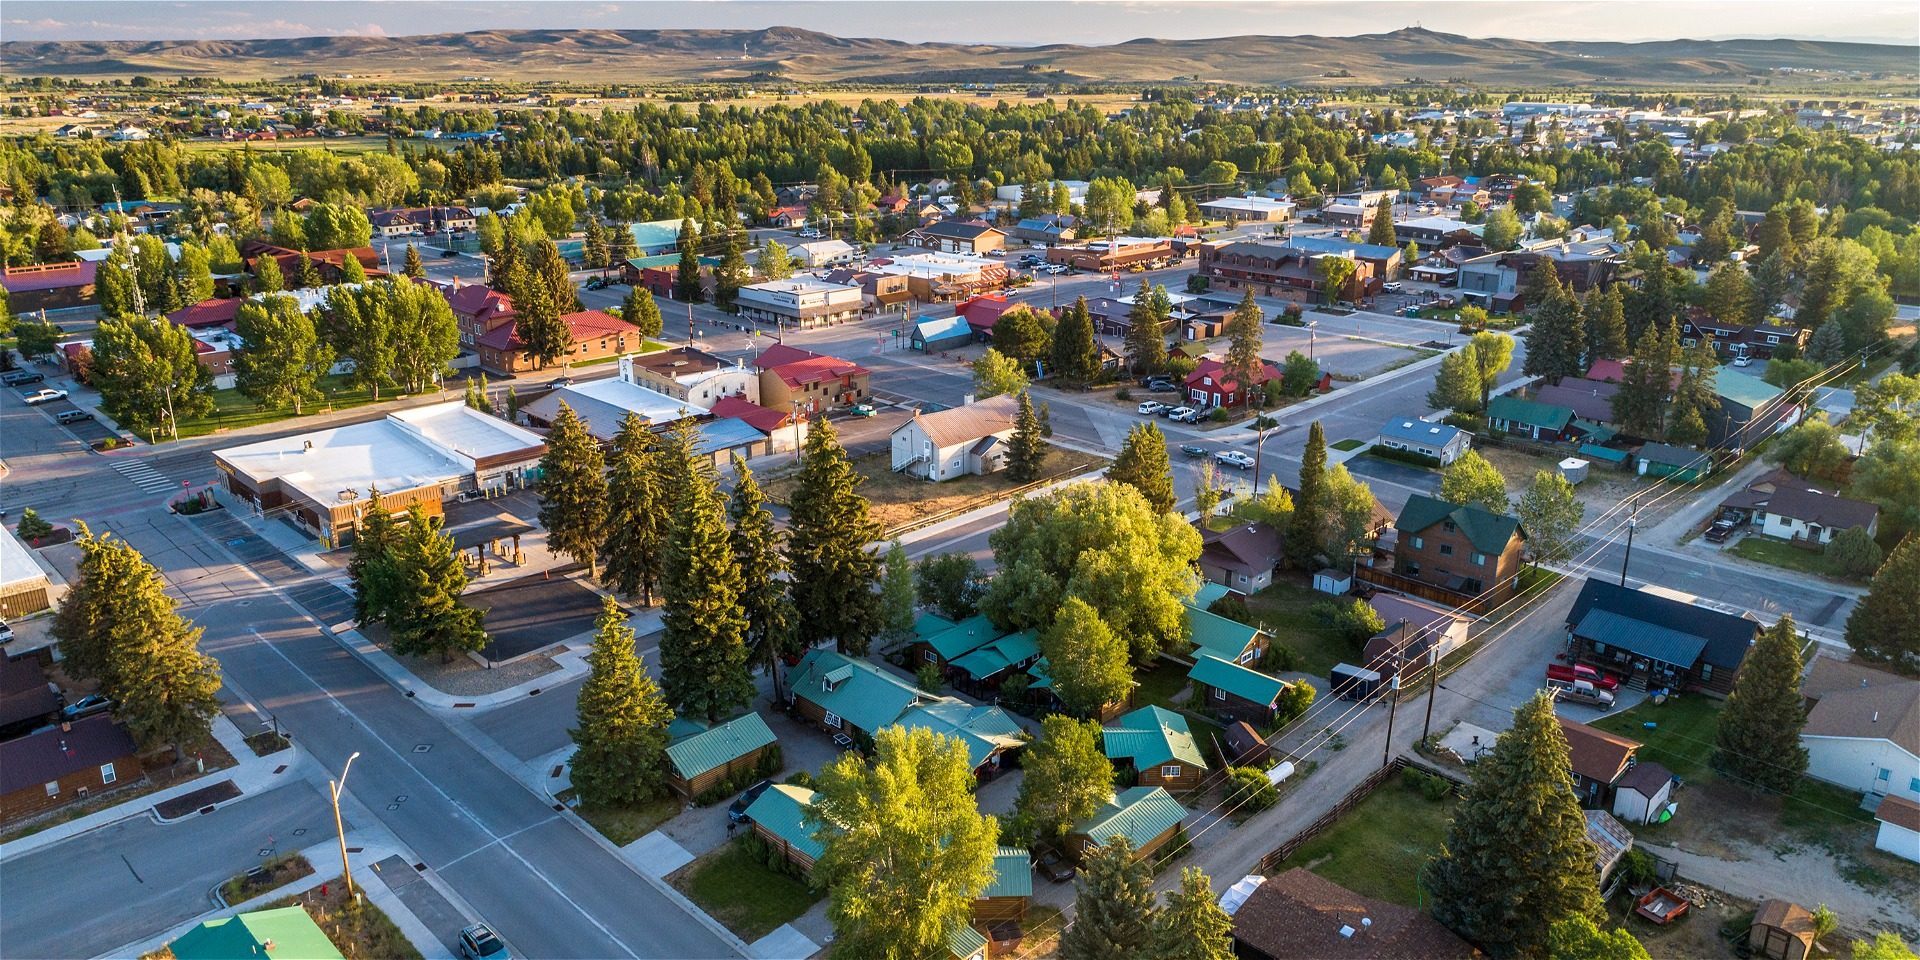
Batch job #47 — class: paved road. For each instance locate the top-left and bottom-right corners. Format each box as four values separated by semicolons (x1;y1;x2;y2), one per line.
0;784;338;960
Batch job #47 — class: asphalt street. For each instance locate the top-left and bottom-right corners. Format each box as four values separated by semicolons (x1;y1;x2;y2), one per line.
0;783;338;960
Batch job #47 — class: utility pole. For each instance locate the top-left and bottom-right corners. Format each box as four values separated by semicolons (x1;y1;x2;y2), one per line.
1618;493;1639;587
1420;644;1441;742
1382;674;1401;769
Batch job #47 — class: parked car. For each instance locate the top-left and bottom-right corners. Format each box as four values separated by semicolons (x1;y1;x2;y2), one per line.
726;779;775;824
850;403;877;417
1180;443;1208;458
1546;663;1620;692
1169;407;1203;423
1036;849;1077;884
1214;450;1257;470
22;388;67;405
1136;400;1167;416
0;619;13;644
1144;378;1177;393
61;694;114;721
1163;405;1196;421
1732;355;1752;367
1547;677;1615;708
55;409;93;424
458;923;510;959
1;370;45;386
585;277;609;290
1382;281;1404;293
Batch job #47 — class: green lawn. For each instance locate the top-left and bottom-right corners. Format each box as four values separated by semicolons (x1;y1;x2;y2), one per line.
672;839;822;941
1132;662;1194;711
1243;579;1356;678
1281;768;1454;907
172;373;406;440
1727;536;1852;581
1591;695;1722;782
563;791;683;846
1330;438;1366;452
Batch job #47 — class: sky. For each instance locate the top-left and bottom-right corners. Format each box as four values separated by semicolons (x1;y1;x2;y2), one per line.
4;0;1916;46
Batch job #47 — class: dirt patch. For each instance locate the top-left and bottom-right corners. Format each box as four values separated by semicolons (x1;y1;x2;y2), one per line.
1619;888;1751;960
1475;441;1641;507
154;779;242;820
220;852;314;905
357;621;561;696
764;446;1107;534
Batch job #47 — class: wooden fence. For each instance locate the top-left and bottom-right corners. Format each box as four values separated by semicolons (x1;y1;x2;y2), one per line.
1354;565;1499;615
1255;757;1411;873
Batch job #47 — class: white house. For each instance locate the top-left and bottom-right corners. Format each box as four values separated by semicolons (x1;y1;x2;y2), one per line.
890;394;1020;482
1799;660;1919;805
1611;761;1676;825
1875;796;1920;864
1373;417;1471;466
1756;486;1880;545
789;238;857;268
735;277;864;330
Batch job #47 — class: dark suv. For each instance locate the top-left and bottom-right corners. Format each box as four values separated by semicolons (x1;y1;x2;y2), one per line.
726;779;775;824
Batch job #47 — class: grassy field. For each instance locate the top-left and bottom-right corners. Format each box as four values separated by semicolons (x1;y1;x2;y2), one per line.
171;373;414;440
764;445;1106;534
1242;578;1356;678
1280;768;1454;907
1727;536;1854;581
1329;438;1366;451
670;839;822;941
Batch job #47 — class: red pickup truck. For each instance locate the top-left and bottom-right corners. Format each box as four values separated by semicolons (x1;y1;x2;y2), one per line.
1547;663;1620;692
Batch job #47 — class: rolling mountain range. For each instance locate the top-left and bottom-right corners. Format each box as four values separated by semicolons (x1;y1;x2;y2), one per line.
3;26;1913;86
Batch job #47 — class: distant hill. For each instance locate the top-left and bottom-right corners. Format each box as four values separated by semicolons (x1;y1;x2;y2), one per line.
3;26;1913;86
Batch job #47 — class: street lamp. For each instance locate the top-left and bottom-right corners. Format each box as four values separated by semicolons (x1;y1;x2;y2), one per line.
330;751;361;898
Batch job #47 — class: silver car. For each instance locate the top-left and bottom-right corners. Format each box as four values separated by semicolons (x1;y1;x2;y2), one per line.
1214;450;1257;470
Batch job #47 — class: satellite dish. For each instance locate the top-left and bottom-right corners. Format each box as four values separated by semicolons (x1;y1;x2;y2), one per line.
339;489;359;503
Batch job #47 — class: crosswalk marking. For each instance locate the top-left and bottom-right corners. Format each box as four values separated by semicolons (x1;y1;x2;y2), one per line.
112;458;177;494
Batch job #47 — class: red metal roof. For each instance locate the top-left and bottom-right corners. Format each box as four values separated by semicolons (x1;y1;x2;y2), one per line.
1;260;97;293
1186;357;1281;395
167;298;243;330
709;395;792;434
440;282;515;321
475;309;634;352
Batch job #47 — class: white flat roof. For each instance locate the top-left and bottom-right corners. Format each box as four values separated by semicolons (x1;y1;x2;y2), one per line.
1200;196;1295;211
0;524;51;592
526;378;707;440
389;400;545;461
869;252;999;276
218;418;471;508
741;276;859;295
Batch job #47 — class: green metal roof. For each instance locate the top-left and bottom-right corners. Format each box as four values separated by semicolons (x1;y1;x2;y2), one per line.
923;614;1004;660
1578;443;1630;463
1187;654;1288;706
743;783;825;861
1026;657;1054;689
1488;394;1574;431
1574;608;1707;669
1637;442;1710;471
1715;368;1783;411
666;712;778;781
1572;418;1617;442
1192;582;1232;610
1103;705;1207;770
169;906;343;960
949;631;1042;681
789;649;926;734
914;611;958;640
946;924;989;959
1075;786;1187;850
1395;493;1525;557
895;700;1026;769
983;847;1033;899
1185;605;1260;661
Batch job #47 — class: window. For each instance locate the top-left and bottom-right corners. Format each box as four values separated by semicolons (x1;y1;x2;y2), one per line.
824;711;843;729
44;782;58;798
1410;536;1424;550
1443;520;1456;532
100;763;116;785
1212;686;1227;701
1700;664;1713;682
1439;544;1454;556
1406;562;1421;575
1162;765;1182;779
1472;552;1487;566
1879;767;1892;782
923;650;937;663
1237;574;1248;584
1910;776;1920;794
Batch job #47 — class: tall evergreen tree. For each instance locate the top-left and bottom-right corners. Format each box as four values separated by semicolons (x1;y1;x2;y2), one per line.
348;490;398;624
1714;615;1810;792
1523;289;1587;385
620;285;664;340
293;251;322;290
513;277;570;369
1611;323;1675;439
1008;389;1048;482
1583;285;1629;362
535;402;609;578
1223;291;1265;407
786;417;884;656
1367;208;1398;247
660;467;754;723
1625;262;1677;342
673;218;704;302
583;218;610;270
1051;297;1101;386
714;232;746;311
730;455;797;703
253;249;285;294
1423;691;1603;957
1059;835;1158;960
490;233;527;300
569;597;675;808
602;413;668;605
1152;868;1236;960
877;540;916;648
1286;420;1329;568
380;505;489;663
1124;279;1169;374
1844;535;1919;674
1428;345;1483;412
532;239;581;313
1109;422;1176;513
402;243;426;279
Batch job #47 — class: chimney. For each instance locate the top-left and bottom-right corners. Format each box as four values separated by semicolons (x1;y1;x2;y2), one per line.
60;721;71;733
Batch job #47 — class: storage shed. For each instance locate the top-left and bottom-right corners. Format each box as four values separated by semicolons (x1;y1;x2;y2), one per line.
1558;457;1589;485
1748;900;1816;960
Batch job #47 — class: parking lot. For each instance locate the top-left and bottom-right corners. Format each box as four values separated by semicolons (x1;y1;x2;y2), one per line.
6;369;122;446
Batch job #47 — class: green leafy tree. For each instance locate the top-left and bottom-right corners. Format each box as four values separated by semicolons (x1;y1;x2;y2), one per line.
972;347;1029;399
1766;416;1852;484
1429;346;1483;412
325;286;394;401
983;482;1200;662
1223;291;1265;405
674;218;704;302
1851;933;1919;960
1279;350;1318;398
1286;420;1330;568
660;467;753;723
1844;535;1920;675
233;295;333;415
382;276;462;394
1584;285;1629;362
786;417;884;655
1524;290;1587;385
1517;469;1584;565
513;271;570;368
52;525;221;760
88;312;213;438
1482;207;1523;251
1013;714;1114;843
570;597;675;808
1852;440;1920;540
915;553;982;622
759;238;793;280
1124;279;1170;374
731;455;798;700
1041;596;1137;717
1467;331;1514;413
380;505;489;662
876;540;916;647
811;727;998;960
14;317;60;360
1059;835;1158;960
179;243;215;303
252;250;285;294
1441;449;1510;515
621;285;664;340
535;402;609;577
1828;525;1884;579
96;243;140;317
603;413;668;605
1701;262;1755;324
1714;616;1809;792
1051;297;1101;386
1008;390;1049;482
1152;868;1235;960
1854;373;1920;447
1545;916;1651;960
1316;254;1357;305
992;306;1053;366
1109;423;1176;514
1083;176;1137;238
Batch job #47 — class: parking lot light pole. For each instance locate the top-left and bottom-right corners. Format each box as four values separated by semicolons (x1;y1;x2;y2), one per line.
330;751;361;898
